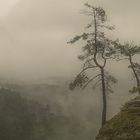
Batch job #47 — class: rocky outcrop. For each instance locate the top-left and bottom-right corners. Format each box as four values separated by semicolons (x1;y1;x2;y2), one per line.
96;96;140;140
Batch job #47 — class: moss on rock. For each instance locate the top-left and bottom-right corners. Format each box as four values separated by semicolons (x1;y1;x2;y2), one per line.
96;96;140;140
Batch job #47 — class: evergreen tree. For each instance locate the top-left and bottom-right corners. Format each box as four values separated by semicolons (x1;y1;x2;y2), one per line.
68;3;117;126
115;42;140;94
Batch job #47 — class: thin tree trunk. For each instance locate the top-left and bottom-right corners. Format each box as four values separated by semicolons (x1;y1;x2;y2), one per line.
93;10;107;126
129;55;140;94
100;67;107;126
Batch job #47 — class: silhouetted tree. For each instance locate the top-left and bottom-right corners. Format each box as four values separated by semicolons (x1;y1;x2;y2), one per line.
115;42;140;94
68;3;117;126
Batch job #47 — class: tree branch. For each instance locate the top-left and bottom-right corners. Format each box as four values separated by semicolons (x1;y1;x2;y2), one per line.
82;74;101;89
116;57;129;61
92;79;102;89
83;58;97;69
101;46;107;68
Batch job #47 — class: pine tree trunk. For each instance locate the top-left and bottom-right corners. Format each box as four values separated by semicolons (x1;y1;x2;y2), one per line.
129;55;140;94
100;68;107;126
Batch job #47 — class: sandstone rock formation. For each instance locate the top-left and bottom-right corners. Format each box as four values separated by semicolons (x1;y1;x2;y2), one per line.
96;96;140;140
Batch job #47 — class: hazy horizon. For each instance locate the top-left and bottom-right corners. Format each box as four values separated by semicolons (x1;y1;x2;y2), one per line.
0;2;139;139
0;0;140;82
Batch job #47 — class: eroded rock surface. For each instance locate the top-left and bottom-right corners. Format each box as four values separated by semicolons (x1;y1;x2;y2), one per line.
96;96;140;140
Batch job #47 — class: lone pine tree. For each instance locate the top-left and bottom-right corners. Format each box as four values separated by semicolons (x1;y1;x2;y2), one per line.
115;42;140;94
68;3;117;126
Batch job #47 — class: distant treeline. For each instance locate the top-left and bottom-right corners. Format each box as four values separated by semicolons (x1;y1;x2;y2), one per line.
0;88;50;140
0;88;95;140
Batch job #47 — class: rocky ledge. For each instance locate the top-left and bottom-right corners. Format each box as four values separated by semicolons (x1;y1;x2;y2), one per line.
96;96;140;140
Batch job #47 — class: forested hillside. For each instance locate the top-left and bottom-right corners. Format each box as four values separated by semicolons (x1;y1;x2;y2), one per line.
0;85;98;140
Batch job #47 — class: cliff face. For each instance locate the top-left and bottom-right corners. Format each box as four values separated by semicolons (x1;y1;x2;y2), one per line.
96;96;140;140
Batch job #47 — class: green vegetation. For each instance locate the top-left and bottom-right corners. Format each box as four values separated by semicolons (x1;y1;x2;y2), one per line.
97;112;140;139
96;97;140;139
69;3;117;127
115;42;140;94
0;87;97;140
0;88;50;140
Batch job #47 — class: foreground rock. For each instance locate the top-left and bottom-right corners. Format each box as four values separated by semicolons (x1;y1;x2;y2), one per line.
96;96;140;140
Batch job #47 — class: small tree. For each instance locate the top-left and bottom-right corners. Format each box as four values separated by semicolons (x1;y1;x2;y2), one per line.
116;42;140;94
68;3;117;126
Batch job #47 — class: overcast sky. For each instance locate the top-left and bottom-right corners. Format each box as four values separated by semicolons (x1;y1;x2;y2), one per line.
0;0;140;82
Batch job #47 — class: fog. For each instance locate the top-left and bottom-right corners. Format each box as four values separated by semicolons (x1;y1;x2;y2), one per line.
0;0;138;119
0;0;139;82
0;0;139;124
0;0;139;139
